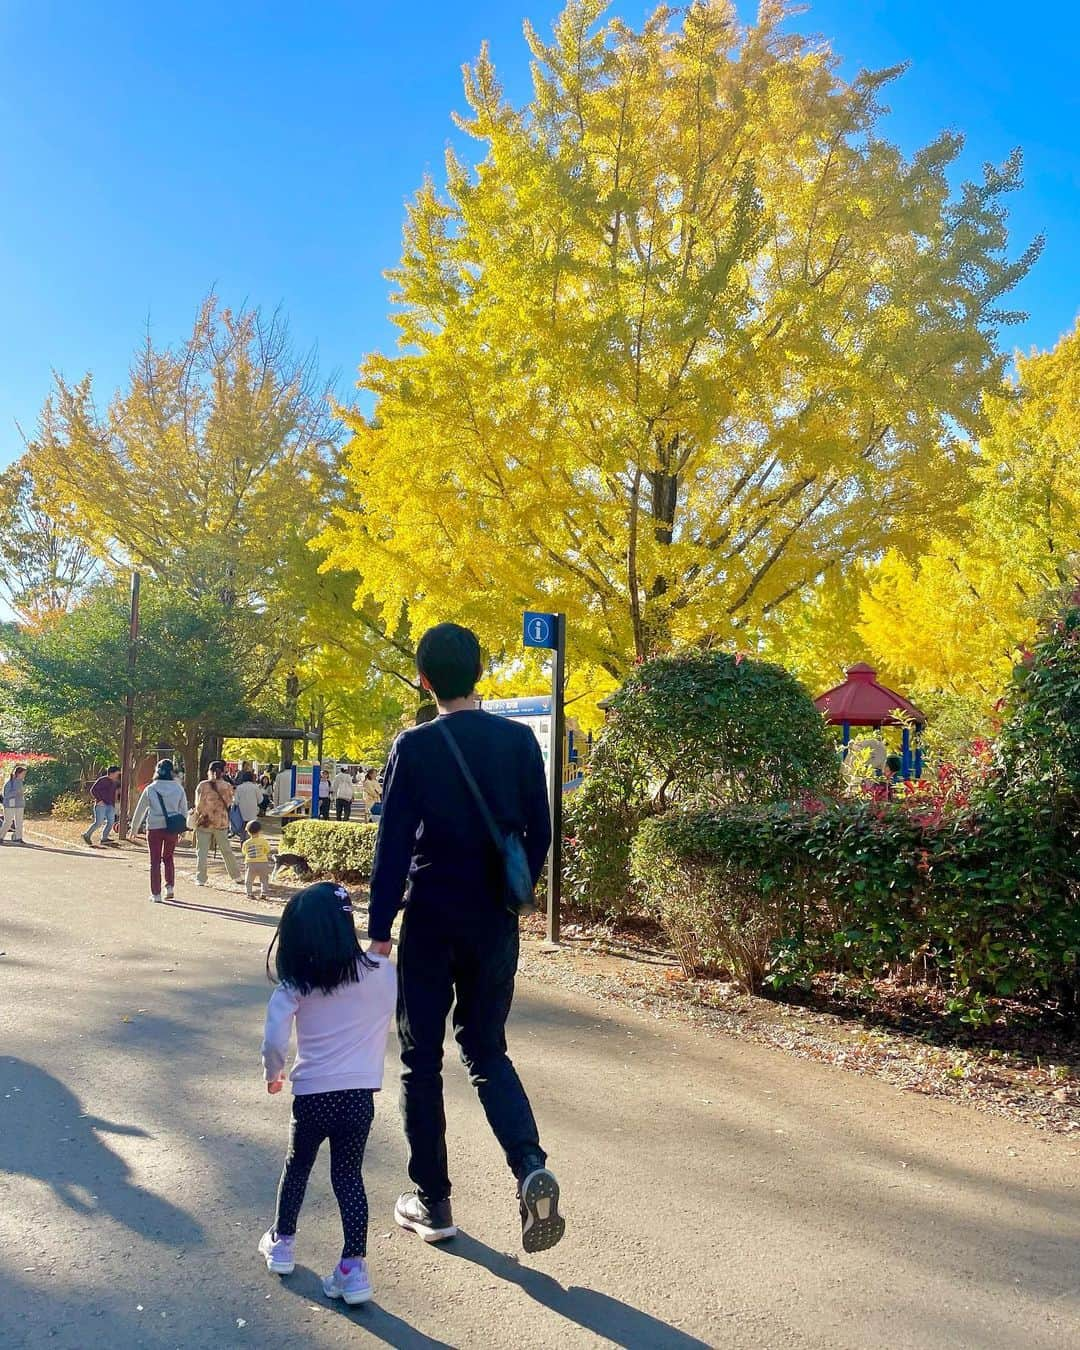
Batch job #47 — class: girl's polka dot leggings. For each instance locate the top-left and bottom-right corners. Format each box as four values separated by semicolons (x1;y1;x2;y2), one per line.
274;1087;375;1259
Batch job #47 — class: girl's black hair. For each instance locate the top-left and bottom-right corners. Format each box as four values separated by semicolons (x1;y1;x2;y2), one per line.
265;881;376;996
154;759;175;780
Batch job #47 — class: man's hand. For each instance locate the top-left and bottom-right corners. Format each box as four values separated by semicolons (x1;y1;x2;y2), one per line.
267;1075;286;1094
367;939;393;958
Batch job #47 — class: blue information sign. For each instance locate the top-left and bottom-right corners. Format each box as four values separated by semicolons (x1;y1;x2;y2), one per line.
523;611;557;649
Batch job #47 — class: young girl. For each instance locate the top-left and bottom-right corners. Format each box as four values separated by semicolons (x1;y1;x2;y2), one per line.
259;882;396;1305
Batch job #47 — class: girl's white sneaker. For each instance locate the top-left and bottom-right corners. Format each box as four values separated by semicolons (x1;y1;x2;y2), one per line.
149;893;162;903
164;885;175;900
323;1258;372;1305
258;1228;295;1275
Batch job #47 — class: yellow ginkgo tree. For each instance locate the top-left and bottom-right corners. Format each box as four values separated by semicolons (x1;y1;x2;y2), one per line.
322;0;1038;686
858;322;1080;705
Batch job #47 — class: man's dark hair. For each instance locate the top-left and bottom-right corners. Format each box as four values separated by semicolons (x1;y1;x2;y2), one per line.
416;623;482;701
106;765;121;776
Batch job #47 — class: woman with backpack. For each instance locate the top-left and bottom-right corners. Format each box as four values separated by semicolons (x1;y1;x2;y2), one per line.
130;759;189;903
192;759;243;888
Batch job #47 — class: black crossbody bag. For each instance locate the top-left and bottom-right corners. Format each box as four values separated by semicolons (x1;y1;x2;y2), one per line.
438;720;536;917
154;788;188;836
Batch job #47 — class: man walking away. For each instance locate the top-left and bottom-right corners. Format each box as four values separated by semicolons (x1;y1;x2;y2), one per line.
2;764;27;844
331;767;355;821
367;622;564;1253
83;766;121;847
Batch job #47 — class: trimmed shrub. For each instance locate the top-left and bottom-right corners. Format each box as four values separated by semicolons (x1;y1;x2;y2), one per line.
566;650;837;921
51;790;92;821
23;759;78;814
633;591;1080;1011
281;820;379;881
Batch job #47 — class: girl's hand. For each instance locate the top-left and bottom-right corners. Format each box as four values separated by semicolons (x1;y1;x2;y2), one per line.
367;940;392;957
267;1076;285;1094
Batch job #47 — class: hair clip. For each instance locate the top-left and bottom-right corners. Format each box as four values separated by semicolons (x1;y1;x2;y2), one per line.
334;884;351;901
341;904;355;913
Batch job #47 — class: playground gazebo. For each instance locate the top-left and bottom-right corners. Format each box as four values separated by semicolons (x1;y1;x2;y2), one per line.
814;663;926;779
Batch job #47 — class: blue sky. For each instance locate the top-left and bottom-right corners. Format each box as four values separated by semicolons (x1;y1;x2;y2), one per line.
1;1;1078;469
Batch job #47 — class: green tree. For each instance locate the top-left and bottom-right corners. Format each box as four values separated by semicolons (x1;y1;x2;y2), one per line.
2;584;266;783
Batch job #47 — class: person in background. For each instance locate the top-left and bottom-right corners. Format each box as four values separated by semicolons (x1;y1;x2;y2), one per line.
83;765;121;848
2;764;27;844
242;819;274;898
130;759;189;903
361;767;382;820
235;770;263;842
368;622;563;1253
193;759;243;887
318;769;332;821
331;766;355;822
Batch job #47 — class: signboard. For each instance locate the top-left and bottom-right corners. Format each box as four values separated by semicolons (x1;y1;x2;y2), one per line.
523;612;558;649
483;696;553;773
294;761;315;811
482;695;583;791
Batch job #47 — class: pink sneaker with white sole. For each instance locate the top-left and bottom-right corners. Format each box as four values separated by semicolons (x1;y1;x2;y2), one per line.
258;1228;295;1274
323;1257;373;1305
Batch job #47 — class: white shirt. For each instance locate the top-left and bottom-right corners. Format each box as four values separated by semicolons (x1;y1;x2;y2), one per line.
234;780;262;822
261;958;397;1095
331;772;354;800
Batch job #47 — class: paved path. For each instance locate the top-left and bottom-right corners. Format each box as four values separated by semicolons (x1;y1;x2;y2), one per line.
1;832;1079;1349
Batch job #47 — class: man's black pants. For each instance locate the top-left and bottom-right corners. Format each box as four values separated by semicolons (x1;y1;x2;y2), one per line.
335;797;353;821
397;903;545;1204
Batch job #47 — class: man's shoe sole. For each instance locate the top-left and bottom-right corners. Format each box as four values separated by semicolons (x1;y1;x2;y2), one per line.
394;1208;457;1243
520;1168;565;1253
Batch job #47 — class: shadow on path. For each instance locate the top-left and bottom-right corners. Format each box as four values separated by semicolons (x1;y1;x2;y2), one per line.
163;898;280;927
275;1265;455;1348
0;1058;203;1247
443;1232;712;1348
3;841;111;859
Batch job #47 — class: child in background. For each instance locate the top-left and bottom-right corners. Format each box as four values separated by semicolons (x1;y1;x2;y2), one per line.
242;820;273;897
259;882;397;1306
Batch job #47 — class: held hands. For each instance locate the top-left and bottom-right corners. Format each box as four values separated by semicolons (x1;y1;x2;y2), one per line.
367;940;393;958
267;1075;286;1094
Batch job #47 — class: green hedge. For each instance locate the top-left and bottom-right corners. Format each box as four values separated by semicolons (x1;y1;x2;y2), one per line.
566;649;837;921
281;820;379;881
632;796;1080;1009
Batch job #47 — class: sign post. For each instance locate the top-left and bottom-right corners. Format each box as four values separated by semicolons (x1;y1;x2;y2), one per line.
523;611;566;947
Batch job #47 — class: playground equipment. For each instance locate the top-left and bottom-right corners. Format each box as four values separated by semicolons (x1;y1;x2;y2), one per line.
814;663;926;780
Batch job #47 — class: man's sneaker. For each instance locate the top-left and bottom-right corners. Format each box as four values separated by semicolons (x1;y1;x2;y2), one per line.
81;829;94;845
258;1228;295;1275
149;893;162;904
519;1166;566;1254
164;884;175;900
394;1192;457;1243
195;878;207;887
102;839;120;847
323;1257;372;1306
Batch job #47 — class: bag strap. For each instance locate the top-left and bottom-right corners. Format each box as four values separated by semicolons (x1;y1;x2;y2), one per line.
438;719;504;851
153;787;169;817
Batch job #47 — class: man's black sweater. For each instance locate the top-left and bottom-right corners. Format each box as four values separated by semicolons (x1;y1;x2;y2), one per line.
367;709;552;941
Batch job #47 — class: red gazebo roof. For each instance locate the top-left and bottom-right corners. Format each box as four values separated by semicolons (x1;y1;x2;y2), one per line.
814;663;926;728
